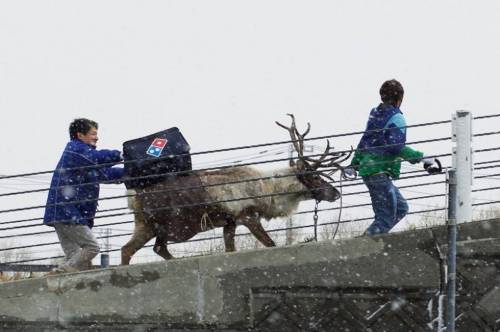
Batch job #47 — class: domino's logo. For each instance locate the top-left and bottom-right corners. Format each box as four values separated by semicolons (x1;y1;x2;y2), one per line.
146;138;168;157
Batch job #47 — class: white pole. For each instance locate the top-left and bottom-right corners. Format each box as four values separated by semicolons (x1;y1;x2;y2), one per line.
451;111;473;224
447;111;473;332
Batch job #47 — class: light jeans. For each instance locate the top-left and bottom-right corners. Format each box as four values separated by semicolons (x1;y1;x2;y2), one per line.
54;223;100;271
363;173;409;235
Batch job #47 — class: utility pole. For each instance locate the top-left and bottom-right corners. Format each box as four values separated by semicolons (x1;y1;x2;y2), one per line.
447;111;473;332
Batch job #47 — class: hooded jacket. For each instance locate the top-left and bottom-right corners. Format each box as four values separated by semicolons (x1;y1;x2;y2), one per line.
351;103;423;178
43;139;123;227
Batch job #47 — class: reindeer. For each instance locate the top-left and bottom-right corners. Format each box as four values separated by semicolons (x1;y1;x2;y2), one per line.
121;114;350;265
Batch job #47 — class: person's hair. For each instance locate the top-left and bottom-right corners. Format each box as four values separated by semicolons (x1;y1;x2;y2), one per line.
69;118;98;140
379;79;404;106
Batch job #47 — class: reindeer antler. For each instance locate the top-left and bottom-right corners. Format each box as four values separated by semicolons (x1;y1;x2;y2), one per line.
276;114;353;174
275;113;310;160
317;147;354;176
310;144;352;168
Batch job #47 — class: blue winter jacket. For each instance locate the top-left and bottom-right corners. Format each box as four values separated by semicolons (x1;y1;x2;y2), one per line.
350;103;423;178
357;103;407;155
43;140;124;227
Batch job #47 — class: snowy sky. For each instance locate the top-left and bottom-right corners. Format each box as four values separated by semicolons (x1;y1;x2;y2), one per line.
1;1;500;264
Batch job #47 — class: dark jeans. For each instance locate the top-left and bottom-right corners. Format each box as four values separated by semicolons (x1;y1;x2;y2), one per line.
363;173;408;235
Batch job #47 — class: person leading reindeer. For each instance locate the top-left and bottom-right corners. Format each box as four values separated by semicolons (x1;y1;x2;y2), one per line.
347;79;441;236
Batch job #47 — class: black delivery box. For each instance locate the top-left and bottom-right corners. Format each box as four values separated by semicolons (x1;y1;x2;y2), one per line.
123;127;192;189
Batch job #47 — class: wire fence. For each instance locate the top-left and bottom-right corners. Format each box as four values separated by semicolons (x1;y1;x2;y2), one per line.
1;114;499;270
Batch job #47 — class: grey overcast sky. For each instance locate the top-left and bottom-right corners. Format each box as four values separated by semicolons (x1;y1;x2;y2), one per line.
1;0;500;173
1;1;500;263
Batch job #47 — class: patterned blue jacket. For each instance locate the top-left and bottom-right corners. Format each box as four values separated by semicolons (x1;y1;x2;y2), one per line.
43;140;123;227
356;103;407;156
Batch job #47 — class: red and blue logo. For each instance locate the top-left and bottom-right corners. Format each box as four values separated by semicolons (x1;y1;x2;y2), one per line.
146;138;168;157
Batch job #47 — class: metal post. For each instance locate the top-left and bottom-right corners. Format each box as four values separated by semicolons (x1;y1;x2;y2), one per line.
100;253;110;268
447;111;473;331
446;169;457;332
100;228;111;268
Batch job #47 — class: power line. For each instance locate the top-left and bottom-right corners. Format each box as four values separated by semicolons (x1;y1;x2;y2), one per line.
0;147;455;217
3;155;499;228
1;207;451;265
473;130;500;138
0;189;454;248
0;118;454;181
0;135;452;200
473;114;500;120
0;171;450;232
3;177;496;254
0;166;343;214
7;198;500;265
2;115;500;264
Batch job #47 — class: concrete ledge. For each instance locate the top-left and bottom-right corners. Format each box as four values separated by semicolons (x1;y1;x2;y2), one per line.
0;218;499;331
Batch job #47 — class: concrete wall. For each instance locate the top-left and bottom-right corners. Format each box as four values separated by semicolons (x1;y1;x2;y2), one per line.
0;219;499;331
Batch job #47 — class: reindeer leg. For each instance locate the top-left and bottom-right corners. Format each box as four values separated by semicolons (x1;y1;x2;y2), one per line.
121;221;155;265
153;236;175;260
241;218;276;248
223;220;236;252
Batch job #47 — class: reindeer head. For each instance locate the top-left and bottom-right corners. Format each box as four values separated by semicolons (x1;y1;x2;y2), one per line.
276;114;351;202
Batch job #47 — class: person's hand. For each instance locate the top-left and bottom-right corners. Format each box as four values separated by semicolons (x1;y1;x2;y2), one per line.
422;158;433;168
343;166;358;179
119;151;124;161
423;158;442;174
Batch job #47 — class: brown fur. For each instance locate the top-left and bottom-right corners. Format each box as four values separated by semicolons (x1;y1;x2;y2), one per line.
121;165;339;265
